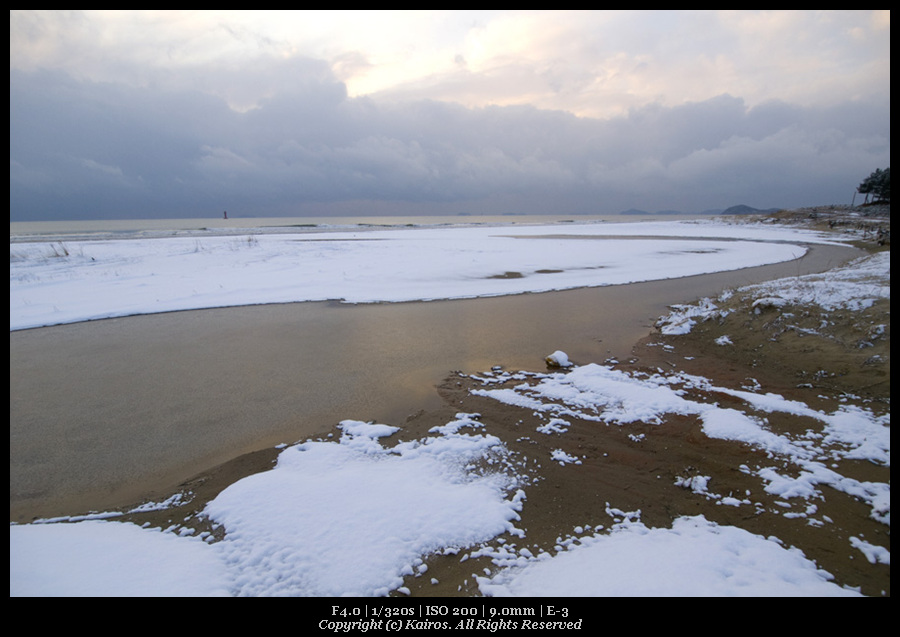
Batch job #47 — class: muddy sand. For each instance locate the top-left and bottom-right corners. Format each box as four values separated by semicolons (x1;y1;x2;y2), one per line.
10;231;890;596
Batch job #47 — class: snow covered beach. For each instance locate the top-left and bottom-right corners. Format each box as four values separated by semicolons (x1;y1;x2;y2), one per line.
10;216;890;597
10;218;835;331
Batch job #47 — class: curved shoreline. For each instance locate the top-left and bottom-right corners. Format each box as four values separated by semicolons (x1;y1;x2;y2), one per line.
9;230;823;332
10;242;861;521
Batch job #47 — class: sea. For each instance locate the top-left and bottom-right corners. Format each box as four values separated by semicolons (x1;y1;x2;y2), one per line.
9;213;708;243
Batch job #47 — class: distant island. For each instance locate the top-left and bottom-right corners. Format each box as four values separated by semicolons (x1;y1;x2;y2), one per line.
618;205;780;216
719;204;782;215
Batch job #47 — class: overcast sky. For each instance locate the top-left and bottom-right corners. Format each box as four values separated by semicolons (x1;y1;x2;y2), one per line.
10;10;891;220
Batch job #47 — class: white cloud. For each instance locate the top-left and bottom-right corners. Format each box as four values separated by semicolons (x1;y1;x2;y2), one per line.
11;10;889;116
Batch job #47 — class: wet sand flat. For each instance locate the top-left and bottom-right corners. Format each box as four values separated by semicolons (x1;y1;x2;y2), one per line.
10;243;860;521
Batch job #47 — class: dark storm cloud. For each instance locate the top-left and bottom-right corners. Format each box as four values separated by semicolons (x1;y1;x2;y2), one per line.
9;61;890;220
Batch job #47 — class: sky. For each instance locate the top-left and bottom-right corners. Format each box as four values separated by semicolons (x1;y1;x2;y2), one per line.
9;10;891;221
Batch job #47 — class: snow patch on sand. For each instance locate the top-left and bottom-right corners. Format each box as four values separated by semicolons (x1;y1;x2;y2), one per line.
477;513;860;597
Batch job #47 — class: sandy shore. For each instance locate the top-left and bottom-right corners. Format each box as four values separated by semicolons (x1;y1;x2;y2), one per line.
9;218;890;595
11;241;860;522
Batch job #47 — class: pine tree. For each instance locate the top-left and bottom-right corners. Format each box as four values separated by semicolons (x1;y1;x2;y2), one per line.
858;167;890;202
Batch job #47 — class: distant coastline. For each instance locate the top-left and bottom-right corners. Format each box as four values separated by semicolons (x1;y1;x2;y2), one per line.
618;204;781;216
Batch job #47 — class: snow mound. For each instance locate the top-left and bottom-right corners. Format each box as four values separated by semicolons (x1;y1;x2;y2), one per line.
203;416;526;596
478;515;861;597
